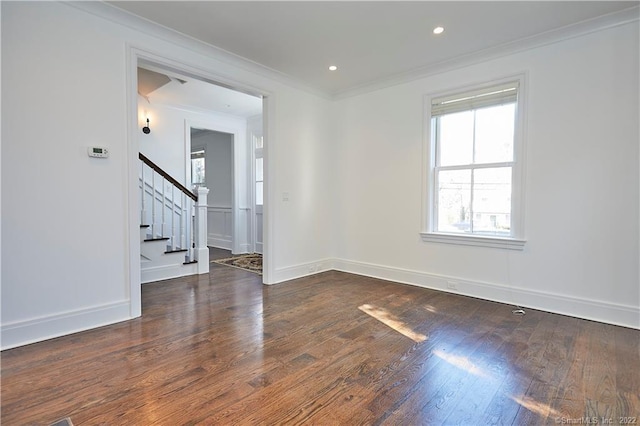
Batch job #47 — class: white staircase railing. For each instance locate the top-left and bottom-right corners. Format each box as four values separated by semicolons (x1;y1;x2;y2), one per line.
193;186;210;274
139;153;208;273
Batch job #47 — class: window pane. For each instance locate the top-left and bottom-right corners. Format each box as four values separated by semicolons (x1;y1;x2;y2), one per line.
191;158;205;185
472;167;512;236
474;104;515;164
256;181;263;205
256;158;263;182
437;169;471;233
438;111;474;166
255;136;263;149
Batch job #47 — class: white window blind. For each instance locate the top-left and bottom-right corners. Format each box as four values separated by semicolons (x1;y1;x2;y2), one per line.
431;81;519;117
191;150;205;159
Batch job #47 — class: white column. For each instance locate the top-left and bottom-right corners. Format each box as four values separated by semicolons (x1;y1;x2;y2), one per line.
194;187;210;274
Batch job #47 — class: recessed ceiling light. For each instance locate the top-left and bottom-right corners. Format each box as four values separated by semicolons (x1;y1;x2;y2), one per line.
433;26;445;35
328;65;338;71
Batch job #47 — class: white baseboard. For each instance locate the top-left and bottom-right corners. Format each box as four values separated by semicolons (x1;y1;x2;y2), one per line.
208;237;231;250
333;258;639;329
7;257;636;350
238;243;251;254
1;301;132;350
142;262;198;284
270;258;334;284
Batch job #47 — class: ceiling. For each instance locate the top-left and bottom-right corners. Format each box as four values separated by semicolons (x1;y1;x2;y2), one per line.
112;1;637;96
138;63;263;117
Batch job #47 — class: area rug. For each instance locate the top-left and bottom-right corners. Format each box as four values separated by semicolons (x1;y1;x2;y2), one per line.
212;254;262;275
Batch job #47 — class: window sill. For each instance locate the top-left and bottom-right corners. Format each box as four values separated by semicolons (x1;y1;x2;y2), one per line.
420;232;526;250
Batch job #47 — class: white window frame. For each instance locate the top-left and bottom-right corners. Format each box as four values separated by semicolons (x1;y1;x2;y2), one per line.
190;146;206;187
420;74;527;250
255;135;264;206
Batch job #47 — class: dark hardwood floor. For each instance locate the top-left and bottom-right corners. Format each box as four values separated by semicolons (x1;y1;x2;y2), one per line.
208;247;237;261
2;253;638;425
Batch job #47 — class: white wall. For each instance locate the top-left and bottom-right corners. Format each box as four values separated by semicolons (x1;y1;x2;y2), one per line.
192;130;235;251
333;21;639;328
1;3;4;334
269;92;337;279
138;98;248;188
1;1;335;348
138;98;188;183
193;130;233;208
2;2;134;349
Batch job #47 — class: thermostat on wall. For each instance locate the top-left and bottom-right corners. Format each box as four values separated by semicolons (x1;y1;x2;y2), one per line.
88;147;109;158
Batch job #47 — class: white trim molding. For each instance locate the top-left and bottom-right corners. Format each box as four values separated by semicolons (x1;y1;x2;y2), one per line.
126;44;142;319
270;258;334;284
1;301;132;350
420;232;526;250
334;6;640;99
207;206;233;250
66;1;638;101
332;258;639;330
64;1;329;100
141;263;199;284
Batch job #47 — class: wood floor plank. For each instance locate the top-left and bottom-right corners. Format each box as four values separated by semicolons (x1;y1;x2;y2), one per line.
614;326;640;421
2;265;638;425
438;314;537;425
583;321;622;420
369;298;503;423
480;309;548;425
511;315;581;424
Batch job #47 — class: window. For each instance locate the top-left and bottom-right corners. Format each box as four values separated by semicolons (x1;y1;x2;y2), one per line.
421;77;526;250
255;136;264;205
191;149;205;187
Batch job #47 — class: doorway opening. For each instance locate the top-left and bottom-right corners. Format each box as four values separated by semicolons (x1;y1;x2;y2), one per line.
133;56;266;290
189;128;234;252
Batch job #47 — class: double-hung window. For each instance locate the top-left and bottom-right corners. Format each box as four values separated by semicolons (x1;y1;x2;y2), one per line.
191;149;206;187
255;135;264;206
422;76;526;250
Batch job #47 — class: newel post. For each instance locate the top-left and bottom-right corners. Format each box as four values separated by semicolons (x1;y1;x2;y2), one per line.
195;187;209;274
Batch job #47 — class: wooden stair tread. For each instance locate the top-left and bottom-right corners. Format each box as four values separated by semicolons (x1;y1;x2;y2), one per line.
183;260;198;265
144;237;170;242
165;249;188;254
140;224;150;228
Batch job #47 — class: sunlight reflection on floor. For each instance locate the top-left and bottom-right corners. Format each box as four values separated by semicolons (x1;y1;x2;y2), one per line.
433;349;490;379
424;304;438;313
359;303;566;422
433;348;562;420
510;395;561;418
358;304;428;343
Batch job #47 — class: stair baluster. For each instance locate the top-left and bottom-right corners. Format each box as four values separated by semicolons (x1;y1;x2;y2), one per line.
170;186;175;250
151;165;157;239
140;161;146;226
161;175;166;243
138;153;208;281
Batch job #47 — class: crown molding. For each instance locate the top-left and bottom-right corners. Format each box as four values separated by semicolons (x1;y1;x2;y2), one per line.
63;1;332;100
63;2;638;102
333;5;640;100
